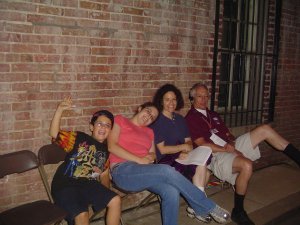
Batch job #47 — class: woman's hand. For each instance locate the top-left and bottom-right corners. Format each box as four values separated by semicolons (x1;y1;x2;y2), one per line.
178;152;188;160
137;153;155;164
181;143;193;153
145;153;155;162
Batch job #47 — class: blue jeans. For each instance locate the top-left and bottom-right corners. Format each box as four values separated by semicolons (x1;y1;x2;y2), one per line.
111;162;216;225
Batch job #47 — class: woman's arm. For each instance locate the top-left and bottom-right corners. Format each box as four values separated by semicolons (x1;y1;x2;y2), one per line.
49;97;74;139
156;137;193;155
146;141;156;162
108;123;153;164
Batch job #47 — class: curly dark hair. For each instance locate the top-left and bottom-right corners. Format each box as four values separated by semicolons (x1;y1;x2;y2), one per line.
152;83;184;112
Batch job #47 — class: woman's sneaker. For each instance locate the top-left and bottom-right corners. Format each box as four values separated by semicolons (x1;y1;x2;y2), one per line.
186;206;212;223
209;205;230;223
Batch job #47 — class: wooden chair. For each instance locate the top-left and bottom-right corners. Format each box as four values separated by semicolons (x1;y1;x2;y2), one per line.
0;150;67;225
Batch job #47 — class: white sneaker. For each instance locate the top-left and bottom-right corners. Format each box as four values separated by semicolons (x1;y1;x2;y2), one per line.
186;206;212;223
209;205;230;223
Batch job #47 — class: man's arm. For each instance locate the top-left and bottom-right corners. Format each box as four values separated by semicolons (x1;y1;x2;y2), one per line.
194;137;228;153
195;137;242;155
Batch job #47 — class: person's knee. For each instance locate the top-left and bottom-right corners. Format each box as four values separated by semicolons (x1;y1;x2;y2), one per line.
258;124;272;134
160;164;177;178
75;211;89;225
107;195;121;209
235;157;253;173
240;158;253;175
244;159;253;172
160;186;180;204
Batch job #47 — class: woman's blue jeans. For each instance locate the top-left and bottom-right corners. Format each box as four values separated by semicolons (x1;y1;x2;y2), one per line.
111;161;216;225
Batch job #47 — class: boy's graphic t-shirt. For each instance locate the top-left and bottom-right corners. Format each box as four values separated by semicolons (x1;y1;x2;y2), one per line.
51;130;108;193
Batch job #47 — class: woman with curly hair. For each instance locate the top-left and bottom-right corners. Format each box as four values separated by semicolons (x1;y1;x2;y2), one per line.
151;84;212;223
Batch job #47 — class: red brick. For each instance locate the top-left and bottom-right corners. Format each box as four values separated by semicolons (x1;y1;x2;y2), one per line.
15;112;30;120
22;34;51;44
80;1;107;11
38;5;62;15
0;64;9;72
90;65;110;73
20;54;33;62
14;121;40;130
5;23;33;33
12;83;40;92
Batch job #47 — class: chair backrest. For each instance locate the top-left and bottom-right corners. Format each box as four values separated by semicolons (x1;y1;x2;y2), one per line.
38;143;67;165
37;144;66;203
0;150;67;225
0;150;38;178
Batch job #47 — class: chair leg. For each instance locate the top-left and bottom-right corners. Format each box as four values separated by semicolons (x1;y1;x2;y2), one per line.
54;220;67;225
120;216;125;225
135;193;159;211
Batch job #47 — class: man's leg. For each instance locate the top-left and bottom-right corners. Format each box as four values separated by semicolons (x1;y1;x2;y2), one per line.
250;124;300;166
231;156;255;225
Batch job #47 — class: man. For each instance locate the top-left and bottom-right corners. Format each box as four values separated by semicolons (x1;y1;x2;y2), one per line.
185;83;300;225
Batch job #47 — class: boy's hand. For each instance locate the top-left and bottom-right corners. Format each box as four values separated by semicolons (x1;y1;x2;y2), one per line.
57;96;75;112
92;166;103;174
92;166;103;178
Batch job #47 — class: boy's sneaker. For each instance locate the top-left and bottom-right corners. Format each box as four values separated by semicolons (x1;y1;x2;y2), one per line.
186;206;212;223
209;205;230;223
231;208;255;225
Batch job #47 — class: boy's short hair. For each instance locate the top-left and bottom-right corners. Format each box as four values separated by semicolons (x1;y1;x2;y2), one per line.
90;110;114;126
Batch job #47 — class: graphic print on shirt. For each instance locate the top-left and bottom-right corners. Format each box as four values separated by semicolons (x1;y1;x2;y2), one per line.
65;142;105;178
55;131;107;179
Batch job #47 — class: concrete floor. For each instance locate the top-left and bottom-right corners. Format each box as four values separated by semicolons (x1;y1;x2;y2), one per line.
91;163;300;225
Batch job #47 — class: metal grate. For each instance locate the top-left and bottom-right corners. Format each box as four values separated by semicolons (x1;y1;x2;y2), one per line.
212;0;281;127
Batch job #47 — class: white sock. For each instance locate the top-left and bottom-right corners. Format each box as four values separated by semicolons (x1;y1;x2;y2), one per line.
197;186;207;196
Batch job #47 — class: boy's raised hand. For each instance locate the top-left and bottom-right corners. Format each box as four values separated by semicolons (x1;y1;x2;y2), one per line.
49;97;75;139
57;96;75;112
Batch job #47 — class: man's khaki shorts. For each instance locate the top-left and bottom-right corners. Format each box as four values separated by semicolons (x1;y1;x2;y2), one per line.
208;132;261;185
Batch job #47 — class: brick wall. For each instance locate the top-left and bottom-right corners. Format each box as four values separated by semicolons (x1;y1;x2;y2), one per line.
0;0;216;212
0;0;299;212
258;0;300;168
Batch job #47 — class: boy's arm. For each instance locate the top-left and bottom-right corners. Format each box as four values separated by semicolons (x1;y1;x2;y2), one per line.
49;97;74;139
